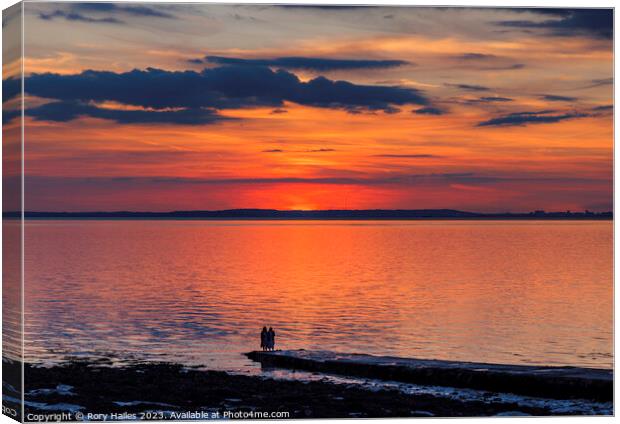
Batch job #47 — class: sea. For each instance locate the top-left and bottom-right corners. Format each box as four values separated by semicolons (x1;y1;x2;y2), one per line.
16;219;612;373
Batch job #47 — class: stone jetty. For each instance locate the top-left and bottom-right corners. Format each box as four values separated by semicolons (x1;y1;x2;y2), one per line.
246;350;612;401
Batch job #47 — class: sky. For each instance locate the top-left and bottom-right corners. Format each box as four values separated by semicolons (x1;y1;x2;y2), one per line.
2;4;613;212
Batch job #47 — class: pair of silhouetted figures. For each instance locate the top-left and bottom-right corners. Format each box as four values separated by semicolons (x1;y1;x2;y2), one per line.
260;327;276;351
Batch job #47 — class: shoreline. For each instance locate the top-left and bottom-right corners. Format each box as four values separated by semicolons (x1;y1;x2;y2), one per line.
4;208;613;221
3;357;613;419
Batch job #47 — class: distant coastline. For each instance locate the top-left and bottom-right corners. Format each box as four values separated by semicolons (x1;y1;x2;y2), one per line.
3;209;613;220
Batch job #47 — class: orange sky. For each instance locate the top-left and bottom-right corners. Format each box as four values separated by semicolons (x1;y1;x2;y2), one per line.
3;5;613;212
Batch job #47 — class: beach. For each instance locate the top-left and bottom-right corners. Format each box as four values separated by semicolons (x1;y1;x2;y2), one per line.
4;352;612;420
1;362;581;419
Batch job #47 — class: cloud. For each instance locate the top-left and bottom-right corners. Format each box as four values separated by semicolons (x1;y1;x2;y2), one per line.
27;172;504;188
446;83;490;92
26;101;231;125
2;77;20;102
541;94;578;102
592;104;613;112
464;96;513;105
518;9;575;16
38;4;175;24
196;55;410;71
414;107;445;115
476;96;513;102
477;110;588;127
382;106;401;115
270;108;287;114
495;9;612;39
73;3;175;19
38;10;124;24
21;66;429;124
3;109;20;124
585;78;613;88
483;63;525;71
590;105;613;117
374;154;441;158
262;148;336;153
452;53;524;71
456;53;496;60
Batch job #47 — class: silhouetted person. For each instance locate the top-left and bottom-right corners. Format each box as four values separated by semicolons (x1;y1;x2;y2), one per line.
260;327;268;351
267;327;276;351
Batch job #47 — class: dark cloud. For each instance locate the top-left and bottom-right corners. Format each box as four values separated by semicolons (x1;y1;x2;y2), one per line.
270;108;288;114
197;55;410;71
3;109;20;125
73;3;175;19
22;66;429;124
374;154;441;158
586;78;613;88
495;9;612;39
382;106;401;114
592;104;613;112
477;110;588;127
26;100;230;125
27;172;501;188
590;105;613;117
456;53;496;60
414;107;445;115
3;77;20;103
38;10;124;24
38;3;175;24
476;96;513;102
291;73;429;110
541;94;578;102
446;83;490;92
483;63;525;71
454;53;525;70
262;148;335;153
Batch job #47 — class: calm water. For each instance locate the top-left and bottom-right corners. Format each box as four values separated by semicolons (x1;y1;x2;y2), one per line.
23;220;612;372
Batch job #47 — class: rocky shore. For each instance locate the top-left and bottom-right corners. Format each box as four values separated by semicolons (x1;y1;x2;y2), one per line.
2;360;574;419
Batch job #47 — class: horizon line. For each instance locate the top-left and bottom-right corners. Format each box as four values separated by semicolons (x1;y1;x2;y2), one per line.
4;208;613;216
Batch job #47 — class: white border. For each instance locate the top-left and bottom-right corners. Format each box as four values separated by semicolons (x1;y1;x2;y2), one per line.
0;2;616;424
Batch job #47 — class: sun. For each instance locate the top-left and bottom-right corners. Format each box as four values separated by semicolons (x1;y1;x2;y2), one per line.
288;202;319;211
289;204;317;211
